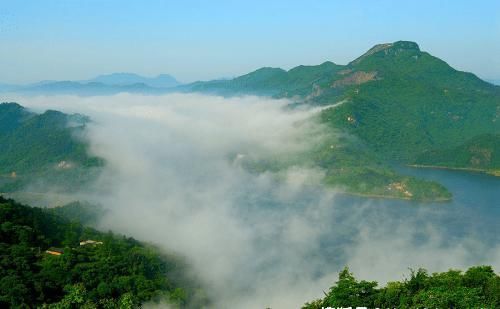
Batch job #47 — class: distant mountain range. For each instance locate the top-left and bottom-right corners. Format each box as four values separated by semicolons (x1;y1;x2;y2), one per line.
0;73;180;95
84;73;179;88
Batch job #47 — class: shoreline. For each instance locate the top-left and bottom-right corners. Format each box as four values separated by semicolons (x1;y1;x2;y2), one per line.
335;190;452;203
407;164;500;177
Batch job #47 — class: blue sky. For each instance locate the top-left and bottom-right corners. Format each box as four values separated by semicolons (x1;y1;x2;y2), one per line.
0;0;499;83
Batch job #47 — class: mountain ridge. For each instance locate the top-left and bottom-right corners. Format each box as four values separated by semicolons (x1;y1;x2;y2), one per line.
0;73;181;95
186;40;500;163
1;41;498;200
84;72;179;88
0;102;101;193
184;40;499;198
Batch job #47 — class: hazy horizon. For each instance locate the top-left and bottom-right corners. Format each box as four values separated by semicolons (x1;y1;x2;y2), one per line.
1;0;499;84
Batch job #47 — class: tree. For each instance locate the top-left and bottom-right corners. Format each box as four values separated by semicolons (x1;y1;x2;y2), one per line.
322;267;377;308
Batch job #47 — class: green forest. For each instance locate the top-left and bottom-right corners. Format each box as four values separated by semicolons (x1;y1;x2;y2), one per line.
0;196;205;308
414;133;500;175
303;266;500;309
188;41;500;199
0;103;102;193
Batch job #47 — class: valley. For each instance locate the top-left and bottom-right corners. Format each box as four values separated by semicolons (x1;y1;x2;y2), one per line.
1;37;499;307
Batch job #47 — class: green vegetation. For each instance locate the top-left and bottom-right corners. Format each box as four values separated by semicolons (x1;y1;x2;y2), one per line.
306;132;450;201
321;41;499;163
2;41;498;200
414;133;500;176
189;41;500;199
241;133;450;201
0;196;204;308
0;102;102;193
188;61;344;97
303;266;500;309
47;200;106;226
0;100;450;201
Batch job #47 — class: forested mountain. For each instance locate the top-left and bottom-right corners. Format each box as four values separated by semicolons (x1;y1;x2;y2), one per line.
0;196;205;307
303;266;500;308
187;41;500;196
187;61;345;97
189;41;499;161
0;102;101;193
319;41;499;162
1;41;498;200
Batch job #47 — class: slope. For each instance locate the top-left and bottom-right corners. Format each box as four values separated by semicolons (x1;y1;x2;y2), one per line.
186;41;500;199
0;102;101;192
0;196;203;307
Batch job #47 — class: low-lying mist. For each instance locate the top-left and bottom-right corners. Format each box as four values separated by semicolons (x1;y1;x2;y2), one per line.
10;93;500;308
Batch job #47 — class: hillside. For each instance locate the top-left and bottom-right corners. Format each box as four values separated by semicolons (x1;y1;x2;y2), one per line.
0;196;204;307
303;266;500;308
189;41;499;161
413;133;500;175
187;41;500;197
241;133;451;201
320;41;500;162
0;102;101;192
188;61;344;97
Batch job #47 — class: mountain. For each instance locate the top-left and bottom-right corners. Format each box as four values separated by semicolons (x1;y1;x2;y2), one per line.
0;102;101;192
0;196;202;307
187;61;344;96
0;73;180;96
2;41;498;200
320;41;500;162
86;72;179;88
0;83;20;92
17;80;163;96
188;41;500;176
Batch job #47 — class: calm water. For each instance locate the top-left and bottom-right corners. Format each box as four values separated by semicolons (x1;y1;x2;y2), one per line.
392;167;500;240
244;166;500;244
237;166;500;275
322;167;500;244
307;167;500;277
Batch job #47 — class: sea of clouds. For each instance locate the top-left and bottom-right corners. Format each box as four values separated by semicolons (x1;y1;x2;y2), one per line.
6;93;500;308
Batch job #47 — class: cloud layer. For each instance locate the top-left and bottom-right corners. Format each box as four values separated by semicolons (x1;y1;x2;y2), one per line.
8;93;500;308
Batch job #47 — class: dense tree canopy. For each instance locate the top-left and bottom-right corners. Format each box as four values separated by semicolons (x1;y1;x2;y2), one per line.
0;196;204;308
0;102;101;193
303;266;500;308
